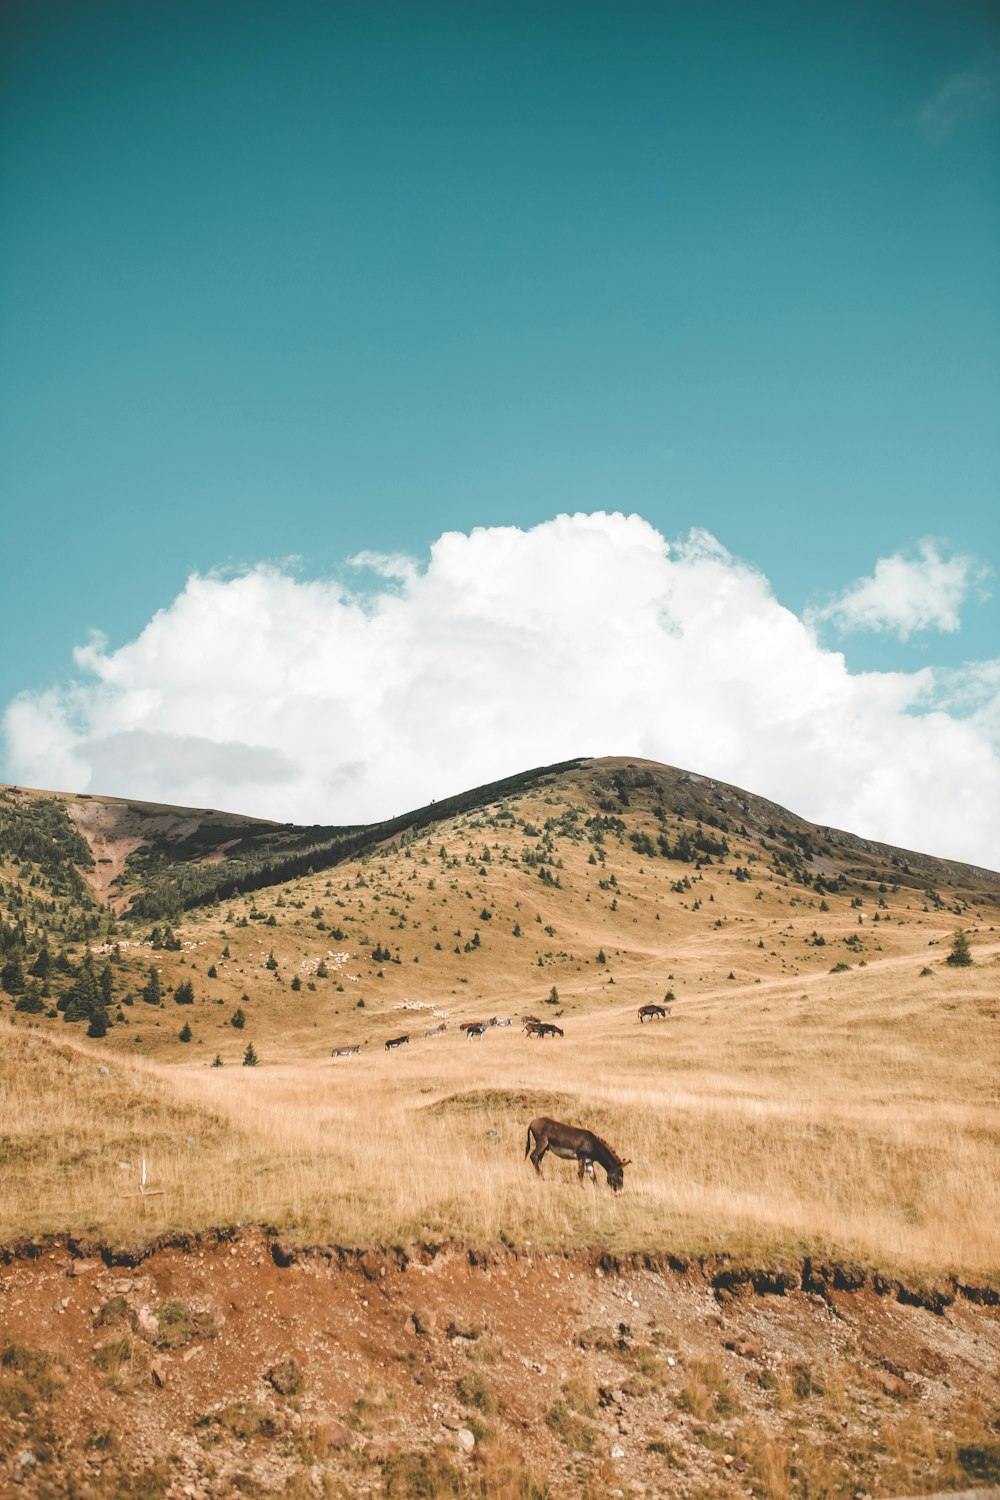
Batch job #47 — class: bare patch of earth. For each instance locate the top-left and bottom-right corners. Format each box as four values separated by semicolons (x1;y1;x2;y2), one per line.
66;802;201;912
1;1230;999;1499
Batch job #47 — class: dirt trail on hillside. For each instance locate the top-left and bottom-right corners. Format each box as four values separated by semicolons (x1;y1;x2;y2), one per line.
667;941;1000;1012
2;1231;999;1499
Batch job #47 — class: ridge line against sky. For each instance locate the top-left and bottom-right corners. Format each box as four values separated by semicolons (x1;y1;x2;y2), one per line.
3;512;999;871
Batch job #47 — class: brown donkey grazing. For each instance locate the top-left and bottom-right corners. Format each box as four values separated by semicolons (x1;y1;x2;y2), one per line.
638;1003;671;1023
384;1034;410;1051
525;1117;630;1192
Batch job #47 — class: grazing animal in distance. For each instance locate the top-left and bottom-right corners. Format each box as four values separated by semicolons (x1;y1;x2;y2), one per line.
524;1117;630;1192
638;1003;671;1023
426;1021;447;1038
492;1016;512;1028
331;1044;361;1058
526;1021;563;1039
465;1022;487;1040
384;1034;410;1051
520;1015;541;1031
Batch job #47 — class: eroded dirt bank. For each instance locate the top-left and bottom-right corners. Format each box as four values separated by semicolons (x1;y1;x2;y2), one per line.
1;1230;999;1500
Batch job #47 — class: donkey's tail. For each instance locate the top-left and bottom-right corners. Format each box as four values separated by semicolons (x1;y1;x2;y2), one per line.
524;1124;534;1158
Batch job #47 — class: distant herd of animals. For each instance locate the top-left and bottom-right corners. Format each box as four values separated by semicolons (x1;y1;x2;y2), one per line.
379;1015;562;1049
366;1004;673;1053
330;1004;671;1193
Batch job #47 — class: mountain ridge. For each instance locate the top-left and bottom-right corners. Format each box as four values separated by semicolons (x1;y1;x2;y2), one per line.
3;754;997;926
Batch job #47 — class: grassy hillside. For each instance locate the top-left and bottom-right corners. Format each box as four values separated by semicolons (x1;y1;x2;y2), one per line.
1;758;998;1276
1;761;584;920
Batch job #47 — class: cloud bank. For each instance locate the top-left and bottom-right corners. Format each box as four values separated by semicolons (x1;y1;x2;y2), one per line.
4;513;999;868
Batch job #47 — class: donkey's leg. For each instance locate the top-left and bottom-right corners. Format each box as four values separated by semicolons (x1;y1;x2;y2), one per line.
530;1140;548;1176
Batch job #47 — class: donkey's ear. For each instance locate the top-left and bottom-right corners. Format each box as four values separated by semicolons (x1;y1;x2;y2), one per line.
621;1159;633;1168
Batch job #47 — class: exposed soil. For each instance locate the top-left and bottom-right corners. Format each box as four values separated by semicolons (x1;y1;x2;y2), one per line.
65;800;156;911
62;793;274;912
2;1230;999;1499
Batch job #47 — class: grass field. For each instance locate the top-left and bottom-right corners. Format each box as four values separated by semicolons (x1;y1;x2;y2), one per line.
4;948;998;1279
3;761;999;1280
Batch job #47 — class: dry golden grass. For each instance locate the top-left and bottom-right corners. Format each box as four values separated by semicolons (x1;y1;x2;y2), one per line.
3;765;999;1276
4;950;998;1278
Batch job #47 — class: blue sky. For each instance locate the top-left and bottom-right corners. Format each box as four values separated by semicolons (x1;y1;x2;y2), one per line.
2;2;999;859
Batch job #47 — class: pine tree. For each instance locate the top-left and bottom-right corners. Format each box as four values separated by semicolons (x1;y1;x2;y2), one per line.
178;1021;193;1042
231;1007;246;1029
64;958;101;1023
29;946;52;981
15;981;46;1014
174;980;195;1005
1;955;25;995
87;1009;108;1038
99;962;114;1006
946;929;973;967
242;1041;259;1066
674;832;694;863
142;965;162;1006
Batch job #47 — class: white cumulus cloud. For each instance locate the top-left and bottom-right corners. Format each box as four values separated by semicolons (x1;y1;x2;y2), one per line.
3;512;1000;868
809;540;988;641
